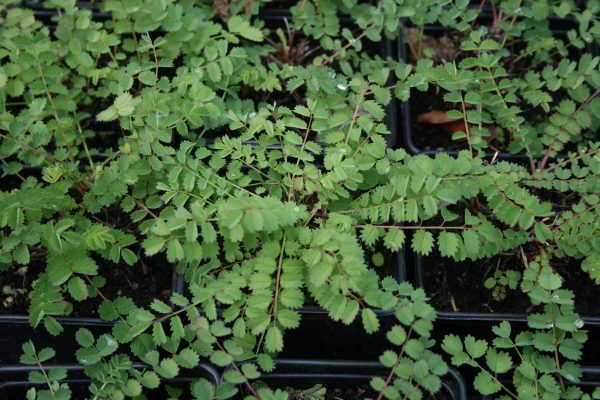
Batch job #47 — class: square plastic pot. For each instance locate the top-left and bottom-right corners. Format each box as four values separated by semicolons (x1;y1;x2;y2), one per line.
480;366;600;399
0;267;181;364
396;16;597;161
410;252;600;327
211;9;399;150
21;1;110;20
0;363;220;397
224;359;468;399
176;247;407;319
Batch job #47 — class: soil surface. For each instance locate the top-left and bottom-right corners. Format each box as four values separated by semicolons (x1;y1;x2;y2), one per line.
422;250;599;316
246;383;454;399
71;255;173;317
245;383;378;399
426;387;454;399
404;25;592;154
204;16;391;142
321;384;373;400
0;254;173;317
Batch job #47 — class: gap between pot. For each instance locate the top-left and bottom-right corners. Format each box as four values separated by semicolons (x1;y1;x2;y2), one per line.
173;246;408;319
222;358;468;400
396;15;598;160
410;253;600;327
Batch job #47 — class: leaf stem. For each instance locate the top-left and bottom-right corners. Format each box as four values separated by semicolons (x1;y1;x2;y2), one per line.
537;89;599;172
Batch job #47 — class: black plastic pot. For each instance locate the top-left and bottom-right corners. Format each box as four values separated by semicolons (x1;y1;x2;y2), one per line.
21;1;110;19
298;246;407;318
0;264;181;364
411;253;600;327
218;9;399;150
0;316;112;365
0;158;181;361
480;366;600;399
225;359;468;399
0;363;220;397
176;247;407;319
171;249;407;361
397;18;597;160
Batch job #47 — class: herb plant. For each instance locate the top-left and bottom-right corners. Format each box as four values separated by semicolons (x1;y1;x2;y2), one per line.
0;0;598;399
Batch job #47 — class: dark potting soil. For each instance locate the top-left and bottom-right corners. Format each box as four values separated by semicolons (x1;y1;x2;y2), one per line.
202;17;392;142
71;256;173;317
243;383;377;400
405;26;593;154
426;387;455;400
243;383;454;399
322;385;375;400
422;250;600;316
0;264;35;315
0;253;172;317
409;87;481;153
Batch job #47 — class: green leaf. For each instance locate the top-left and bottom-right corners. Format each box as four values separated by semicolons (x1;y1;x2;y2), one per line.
13;244;30;265
44;317;64;336
191;378;215;400
309;261;332;288
363;100;385;120
386;325;407;346
265;326;283;352
362;309;380;334
175;348;200;369
462;230;480;257
442;335;463;355
257;354;275;372
534;222;553;242
211;351;233;367
412;230;434;255
75;328;94;348
152;322;167;345
113;92;139;116
138;71;156;86
167;239;184;262
383;229;405;252
474;371;501;395
485;349;512;373
48;261;72;286
464;336;487;358
141;371;161;389
438;231;459;258
227;16;263;41
277;309;300;329
538;271;562;291
68;277;88;301
143;236;166;256
242;208;264;232
37;347;55;363
156;358;179;378
150;299;172;314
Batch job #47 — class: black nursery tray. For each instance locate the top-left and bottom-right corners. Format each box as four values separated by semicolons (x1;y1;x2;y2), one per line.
20;0;109;18
0;316;113;365
0;266;181;364
218;9;399;150
226;359;468;400
0;363;220;397
409;253;600;326
177;247;407;318
396;16;598;161
480;366;600;399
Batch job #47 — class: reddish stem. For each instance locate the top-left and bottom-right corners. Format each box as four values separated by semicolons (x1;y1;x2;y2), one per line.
320;31;367;67
537;89;599;172
376;326;414;400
